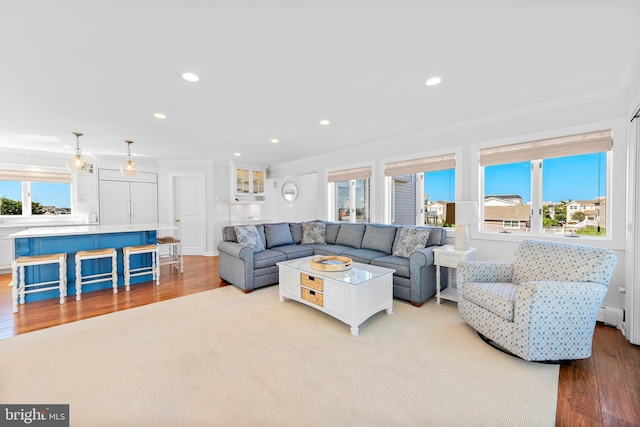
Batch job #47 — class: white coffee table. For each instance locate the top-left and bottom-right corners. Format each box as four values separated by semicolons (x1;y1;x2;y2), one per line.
277;256;395;336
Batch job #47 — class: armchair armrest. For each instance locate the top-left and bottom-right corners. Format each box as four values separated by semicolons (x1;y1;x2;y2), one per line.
513;281;607;360
457;261;513;285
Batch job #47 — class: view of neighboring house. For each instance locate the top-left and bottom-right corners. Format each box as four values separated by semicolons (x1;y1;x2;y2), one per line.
565;196;606;230
483;195;531;232
422;194;607;233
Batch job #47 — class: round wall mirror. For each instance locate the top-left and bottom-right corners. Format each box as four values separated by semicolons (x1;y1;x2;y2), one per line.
282;181;298;202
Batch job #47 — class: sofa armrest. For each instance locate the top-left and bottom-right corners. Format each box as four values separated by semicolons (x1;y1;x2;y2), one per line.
217;241;255;292
457;261;513;285
407;246;438;305
217;241;253;262
513;281;607;360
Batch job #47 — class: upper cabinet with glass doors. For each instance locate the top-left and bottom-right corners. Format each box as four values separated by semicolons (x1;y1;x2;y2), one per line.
233;167;266;203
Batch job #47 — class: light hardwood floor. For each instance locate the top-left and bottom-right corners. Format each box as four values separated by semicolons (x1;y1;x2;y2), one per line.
1;255;638;426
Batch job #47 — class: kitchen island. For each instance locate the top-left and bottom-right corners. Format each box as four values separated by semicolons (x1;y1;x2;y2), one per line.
8;223;175;302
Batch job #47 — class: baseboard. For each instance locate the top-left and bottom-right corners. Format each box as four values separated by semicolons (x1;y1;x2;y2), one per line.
596;306;624;329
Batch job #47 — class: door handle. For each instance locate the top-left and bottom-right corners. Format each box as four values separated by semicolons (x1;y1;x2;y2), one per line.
175;218;180;222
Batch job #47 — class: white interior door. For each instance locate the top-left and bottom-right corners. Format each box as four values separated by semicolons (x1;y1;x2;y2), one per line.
173;175;206;255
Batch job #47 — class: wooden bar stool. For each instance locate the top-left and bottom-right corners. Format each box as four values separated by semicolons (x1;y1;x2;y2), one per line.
123;244;159;291
11;253;67;313
157;236;183;273
75;248;118;301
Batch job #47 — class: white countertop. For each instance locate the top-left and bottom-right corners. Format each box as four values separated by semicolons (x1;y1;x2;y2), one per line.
7;223;176;239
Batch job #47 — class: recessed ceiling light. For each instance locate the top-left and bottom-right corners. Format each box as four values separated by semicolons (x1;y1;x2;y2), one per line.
319;119;330;126
425;77;442;86
153;113;167;119
180;72;200;82
270;139;279;144
234;152;241;157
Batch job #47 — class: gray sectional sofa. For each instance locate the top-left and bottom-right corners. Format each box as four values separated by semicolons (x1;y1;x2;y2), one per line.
217;221;448;307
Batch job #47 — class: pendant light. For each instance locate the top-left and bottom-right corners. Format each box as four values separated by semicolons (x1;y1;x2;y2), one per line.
66;132;89;173
120;140;139;177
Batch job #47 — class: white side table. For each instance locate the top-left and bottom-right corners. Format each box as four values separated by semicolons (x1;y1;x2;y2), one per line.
433;245;476;305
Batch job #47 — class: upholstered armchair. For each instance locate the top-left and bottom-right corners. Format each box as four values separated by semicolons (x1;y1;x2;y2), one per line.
457;239;618;362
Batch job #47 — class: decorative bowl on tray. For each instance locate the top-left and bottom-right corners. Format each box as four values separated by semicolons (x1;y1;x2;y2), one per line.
310;256;353;271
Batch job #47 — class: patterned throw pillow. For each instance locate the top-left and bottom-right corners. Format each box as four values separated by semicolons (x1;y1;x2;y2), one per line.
392;227;431;258
234;225;265;253
301;221;327;244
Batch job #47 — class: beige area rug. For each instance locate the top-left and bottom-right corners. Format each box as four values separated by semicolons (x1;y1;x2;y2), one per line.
0;286;558;427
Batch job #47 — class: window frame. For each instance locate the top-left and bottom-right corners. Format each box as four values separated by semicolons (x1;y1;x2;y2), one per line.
326;162;375;223
382;147;462;228
0;167;73;218
471;119;625;249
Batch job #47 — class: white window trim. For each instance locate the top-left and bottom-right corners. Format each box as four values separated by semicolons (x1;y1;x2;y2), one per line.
325;161;376;223
470;118;626;251
381;146;462;230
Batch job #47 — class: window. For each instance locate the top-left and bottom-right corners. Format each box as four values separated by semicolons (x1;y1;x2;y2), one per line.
480;130;611;236
328;166;370;223
384;154;455;226
0;170;72;216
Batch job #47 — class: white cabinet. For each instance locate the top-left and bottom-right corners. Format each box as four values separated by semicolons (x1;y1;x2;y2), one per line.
233;167;266;204
77;173;97;203
98;169;158;225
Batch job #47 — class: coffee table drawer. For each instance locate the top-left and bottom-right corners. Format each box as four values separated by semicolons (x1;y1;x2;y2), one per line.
301;273;323;291
301;287;324;307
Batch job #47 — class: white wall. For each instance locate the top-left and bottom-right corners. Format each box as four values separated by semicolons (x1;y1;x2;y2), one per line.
264;173;321;222
267;93;630;310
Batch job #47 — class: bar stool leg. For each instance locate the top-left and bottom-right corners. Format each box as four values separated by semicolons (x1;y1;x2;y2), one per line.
19;265;26;305
154;249;159;286
124;249;131;292
75;253;82;301
59;255;66;305
179;244;184;273
111;251;118;293
11;260;18;314
60;255;66;302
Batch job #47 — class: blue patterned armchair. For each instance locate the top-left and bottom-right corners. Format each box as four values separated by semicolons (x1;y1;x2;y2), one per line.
457;239;618;361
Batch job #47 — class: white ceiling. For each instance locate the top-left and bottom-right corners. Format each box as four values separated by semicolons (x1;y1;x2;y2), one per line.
1;1;639;168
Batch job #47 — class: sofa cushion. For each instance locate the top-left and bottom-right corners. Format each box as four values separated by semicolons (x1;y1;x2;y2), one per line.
309;244;355;256
253;249;287;269
370;255;410;278
271;244;314;260
234;225;265;253
335;223;366;248
301;221;326;244
361;224;397;254
289;223;303;244
264;223;294;248
325;222;341;244
342;248;388;264
459;282;517;321
426;227;446;247
392;227;430;258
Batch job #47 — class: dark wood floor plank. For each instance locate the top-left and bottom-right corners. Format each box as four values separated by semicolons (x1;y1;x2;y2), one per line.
1;255;639;427
592;325;637;427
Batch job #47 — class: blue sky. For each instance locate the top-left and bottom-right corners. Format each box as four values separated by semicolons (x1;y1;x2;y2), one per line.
0;182;71;208
426;152;606;203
